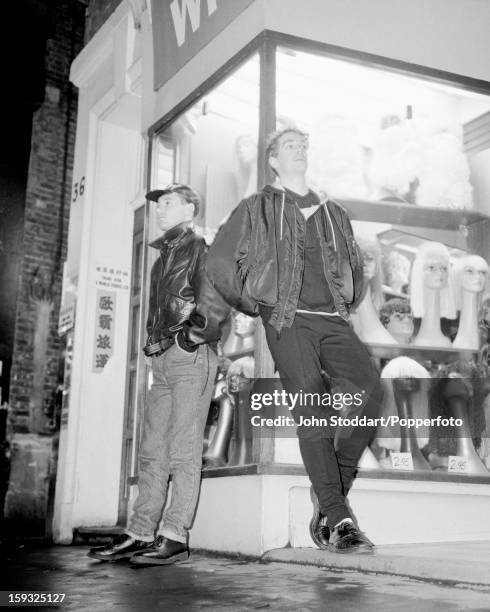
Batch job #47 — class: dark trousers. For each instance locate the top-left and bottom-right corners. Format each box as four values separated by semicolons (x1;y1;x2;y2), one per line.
263;313;383;528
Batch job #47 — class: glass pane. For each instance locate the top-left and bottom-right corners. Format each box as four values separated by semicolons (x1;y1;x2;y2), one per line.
275;46;490;478
154;135;175;187
276;46;490;211
152;53;260;239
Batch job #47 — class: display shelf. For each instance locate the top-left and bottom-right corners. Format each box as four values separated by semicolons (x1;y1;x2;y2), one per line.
201;463;490;483
367;342;479;363
339;198;490;230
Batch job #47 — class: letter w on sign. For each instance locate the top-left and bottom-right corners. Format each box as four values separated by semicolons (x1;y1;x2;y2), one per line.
170;0;218;46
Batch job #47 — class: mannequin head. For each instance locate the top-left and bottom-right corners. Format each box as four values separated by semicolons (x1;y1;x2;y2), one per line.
423;254;449;290
384;250;410;294
223;309;256;356
410;241;456;318
356;235;384;311
235;134;257;167
452;254;488;309
379;298;414;343
232;311;256;338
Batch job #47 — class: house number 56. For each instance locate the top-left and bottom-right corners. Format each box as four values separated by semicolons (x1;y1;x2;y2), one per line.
72;176;86;202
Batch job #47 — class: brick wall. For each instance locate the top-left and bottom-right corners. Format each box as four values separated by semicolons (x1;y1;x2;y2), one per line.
85;0;123;42
8;0;85;435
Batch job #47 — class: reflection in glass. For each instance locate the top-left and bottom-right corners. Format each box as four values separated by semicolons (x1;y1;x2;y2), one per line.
152;54;260;235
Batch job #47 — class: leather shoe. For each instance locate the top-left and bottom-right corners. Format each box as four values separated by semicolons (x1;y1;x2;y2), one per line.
309;486;330;549
328;521;374;554
87;534;153;561
131;535;189;565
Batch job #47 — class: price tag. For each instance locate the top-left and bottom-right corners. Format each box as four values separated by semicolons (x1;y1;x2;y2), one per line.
390;451;414;471
448;455;468;473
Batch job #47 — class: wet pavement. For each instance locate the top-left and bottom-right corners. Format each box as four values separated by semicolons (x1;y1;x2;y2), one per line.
1;543;490;611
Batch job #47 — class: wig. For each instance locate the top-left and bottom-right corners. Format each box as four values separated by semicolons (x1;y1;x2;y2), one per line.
377;356;431;450
409;241;456;319
379;298;412;327
383;250;410;293
428;361;486;456
355;234;385;311
450;254;488;311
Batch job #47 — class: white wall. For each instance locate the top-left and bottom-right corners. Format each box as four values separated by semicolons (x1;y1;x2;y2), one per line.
71;120;139;527
191;475;490;554
265;0;490;83
53;4;145;542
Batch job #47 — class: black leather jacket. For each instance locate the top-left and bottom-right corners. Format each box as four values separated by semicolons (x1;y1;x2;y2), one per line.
206;185;365;333
147;225;230;350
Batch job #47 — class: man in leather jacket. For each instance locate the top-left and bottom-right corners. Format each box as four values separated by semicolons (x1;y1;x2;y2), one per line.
89;183;229;565
206;128;383;553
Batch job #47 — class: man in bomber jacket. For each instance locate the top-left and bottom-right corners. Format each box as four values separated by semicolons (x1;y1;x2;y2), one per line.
206;127;383;553
89;183;230;565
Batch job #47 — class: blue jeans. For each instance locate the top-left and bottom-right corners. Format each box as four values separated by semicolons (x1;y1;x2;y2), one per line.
126;342;217;543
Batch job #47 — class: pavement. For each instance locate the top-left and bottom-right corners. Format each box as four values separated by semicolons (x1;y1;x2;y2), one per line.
1;542;490;611
263;541;490;587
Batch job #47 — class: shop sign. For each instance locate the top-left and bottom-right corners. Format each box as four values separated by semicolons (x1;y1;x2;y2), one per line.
152;0;256;90
92;289;116;374
95;265;130;292
58;300;76;335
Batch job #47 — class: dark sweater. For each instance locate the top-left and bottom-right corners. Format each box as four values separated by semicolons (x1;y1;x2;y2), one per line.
285;189;336;314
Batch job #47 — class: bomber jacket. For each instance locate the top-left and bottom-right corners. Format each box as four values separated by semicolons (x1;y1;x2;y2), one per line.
206;185;365;334
146;224;230;351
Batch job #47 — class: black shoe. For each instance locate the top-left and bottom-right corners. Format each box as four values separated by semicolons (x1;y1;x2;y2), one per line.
130;535;189;566
309;486;330;549
87;534;153;561
328;521;374;554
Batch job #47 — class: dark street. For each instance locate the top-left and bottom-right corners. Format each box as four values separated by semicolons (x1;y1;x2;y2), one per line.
1;543;490;611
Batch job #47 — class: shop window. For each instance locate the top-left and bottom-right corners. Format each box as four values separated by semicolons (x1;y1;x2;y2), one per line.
276;46;490;212
144;41;490;481
147;54;261;472
151;53;260;240
275;46;490;477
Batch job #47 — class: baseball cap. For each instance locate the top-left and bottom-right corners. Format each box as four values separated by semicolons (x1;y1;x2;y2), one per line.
146;183;200;216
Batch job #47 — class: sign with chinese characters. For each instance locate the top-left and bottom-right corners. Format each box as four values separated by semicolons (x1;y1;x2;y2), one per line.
95;265;130;292
152;0;255;90
93;290;116;373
